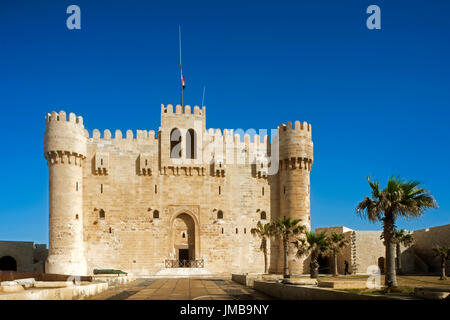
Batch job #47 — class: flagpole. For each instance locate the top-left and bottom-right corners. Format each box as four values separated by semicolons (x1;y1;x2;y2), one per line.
202;85;206;107
179;26;183;107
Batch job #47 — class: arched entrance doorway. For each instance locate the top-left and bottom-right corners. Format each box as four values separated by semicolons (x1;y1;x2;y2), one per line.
0;256;17;271
172;213;196;265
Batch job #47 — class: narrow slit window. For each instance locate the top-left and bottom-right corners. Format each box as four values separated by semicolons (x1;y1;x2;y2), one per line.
101;158;103;166
76;182;78;192
236;228;238;234
99;209;105;219
217;210;223;219
219;186;221;195
262;187;264;196
244;228;246;234
221;228;224;234
153;210;159;219
101;184;103;193
109;227;112;233
155;184;157;194
75;214;79;220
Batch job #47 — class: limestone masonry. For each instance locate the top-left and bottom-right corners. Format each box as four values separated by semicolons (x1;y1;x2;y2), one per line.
43;105;314;276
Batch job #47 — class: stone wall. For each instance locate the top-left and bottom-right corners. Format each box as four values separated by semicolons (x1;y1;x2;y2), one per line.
0;241;47;272
413;224;450;274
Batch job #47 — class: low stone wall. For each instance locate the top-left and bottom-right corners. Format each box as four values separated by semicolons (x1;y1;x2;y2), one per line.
93;275;135;286
231;274;248;286
0;271;93;282
253;281;396;300
0;282;108;300
232;274;314;287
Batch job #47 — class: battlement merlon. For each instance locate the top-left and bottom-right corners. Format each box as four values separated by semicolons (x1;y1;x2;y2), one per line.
44;111;87;160
161;104;205;117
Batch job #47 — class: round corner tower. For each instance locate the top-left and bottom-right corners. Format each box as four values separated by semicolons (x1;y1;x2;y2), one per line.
44;110;87;275
278;120;314;274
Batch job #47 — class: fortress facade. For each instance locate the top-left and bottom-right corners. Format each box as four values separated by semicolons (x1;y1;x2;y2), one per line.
43;104;313;276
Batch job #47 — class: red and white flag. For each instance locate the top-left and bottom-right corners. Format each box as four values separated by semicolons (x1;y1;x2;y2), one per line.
181;67;186;89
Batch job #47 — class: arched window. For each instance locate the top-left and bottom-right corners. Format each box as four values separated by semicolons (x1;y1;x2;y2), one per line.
153;210;159;219
260;211;267;220
99;209;105;219
217;210;223;219
170;128;182;159
186;128;197;159
0;256;17;271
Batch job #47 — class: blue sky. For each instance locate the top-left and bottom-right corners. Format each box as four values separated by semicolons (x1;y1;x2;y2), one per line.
0;0;449;244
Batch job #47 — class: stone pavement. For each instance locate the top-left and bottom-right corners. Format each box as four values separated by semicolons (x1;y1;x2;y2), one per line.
87;278;272;300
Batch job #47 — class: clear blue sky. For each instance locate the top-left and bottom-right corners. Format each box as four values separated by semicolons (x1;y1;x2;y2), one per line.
0;0;449;244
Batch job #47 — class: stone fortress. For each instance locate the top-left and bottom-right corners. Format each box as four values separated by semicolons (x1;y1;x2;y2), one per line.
43;104;314;276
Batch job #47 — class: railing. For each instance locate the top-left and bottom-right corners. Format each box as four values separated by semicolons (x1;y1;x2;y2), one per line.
165;259;204;268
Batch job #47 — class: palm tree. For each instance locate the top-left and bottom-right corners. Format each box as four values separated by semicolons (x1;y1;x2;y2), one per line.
250;221;273;274
271;217;305;278
294;231;330;278
433;246;450;280
393;229;414;273
327;232;349;276
356;176;438;288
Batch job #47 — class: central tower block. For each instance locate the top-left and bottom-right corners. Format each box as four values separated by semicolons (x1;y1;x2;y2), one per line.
278;121;314;274
44;111;87;275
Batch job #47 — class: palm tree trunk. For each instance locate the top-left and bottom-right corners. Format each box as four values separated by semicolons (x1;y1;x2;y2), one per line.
396;243;402;274
440;258;447;280
263;246;268;274
333;251;338;276
283;237;289;278
384;215;398;287
310;251;319;278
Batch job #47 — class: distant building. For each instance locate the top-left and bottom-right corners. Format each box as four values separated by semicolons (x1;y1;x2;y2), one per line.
316;224;450;275
0;241;47;272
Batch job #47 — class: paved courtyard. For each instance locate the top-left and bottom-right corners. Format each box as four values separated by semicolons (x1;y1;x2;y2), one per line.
87;278;272;300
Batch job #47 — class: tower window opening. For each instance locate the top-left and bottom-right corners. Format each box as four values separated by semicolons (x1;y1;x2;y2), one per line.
100;184;103;193
244;228;246;234
221;228;224;234
145;159;148;166
101;158;103;166
155;184;157;194
76;182;78;191
153;210;159;219
236;228;238;234
170;128;182;159
260;211;267;220
283;186;286;194
217;210;223;219
262;187;264;196
109;227;112;233
219;186;221;195
99;209;105;219
182;232;186;238
75;214;79;220
186;128;197;159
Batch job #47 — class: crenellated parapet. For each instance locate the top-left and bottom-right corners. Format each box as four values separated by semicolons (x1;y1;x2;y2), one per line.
88;128;158;142
203;128;272;169
44;111;87;165
278;121;313;171
161;104;205;117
